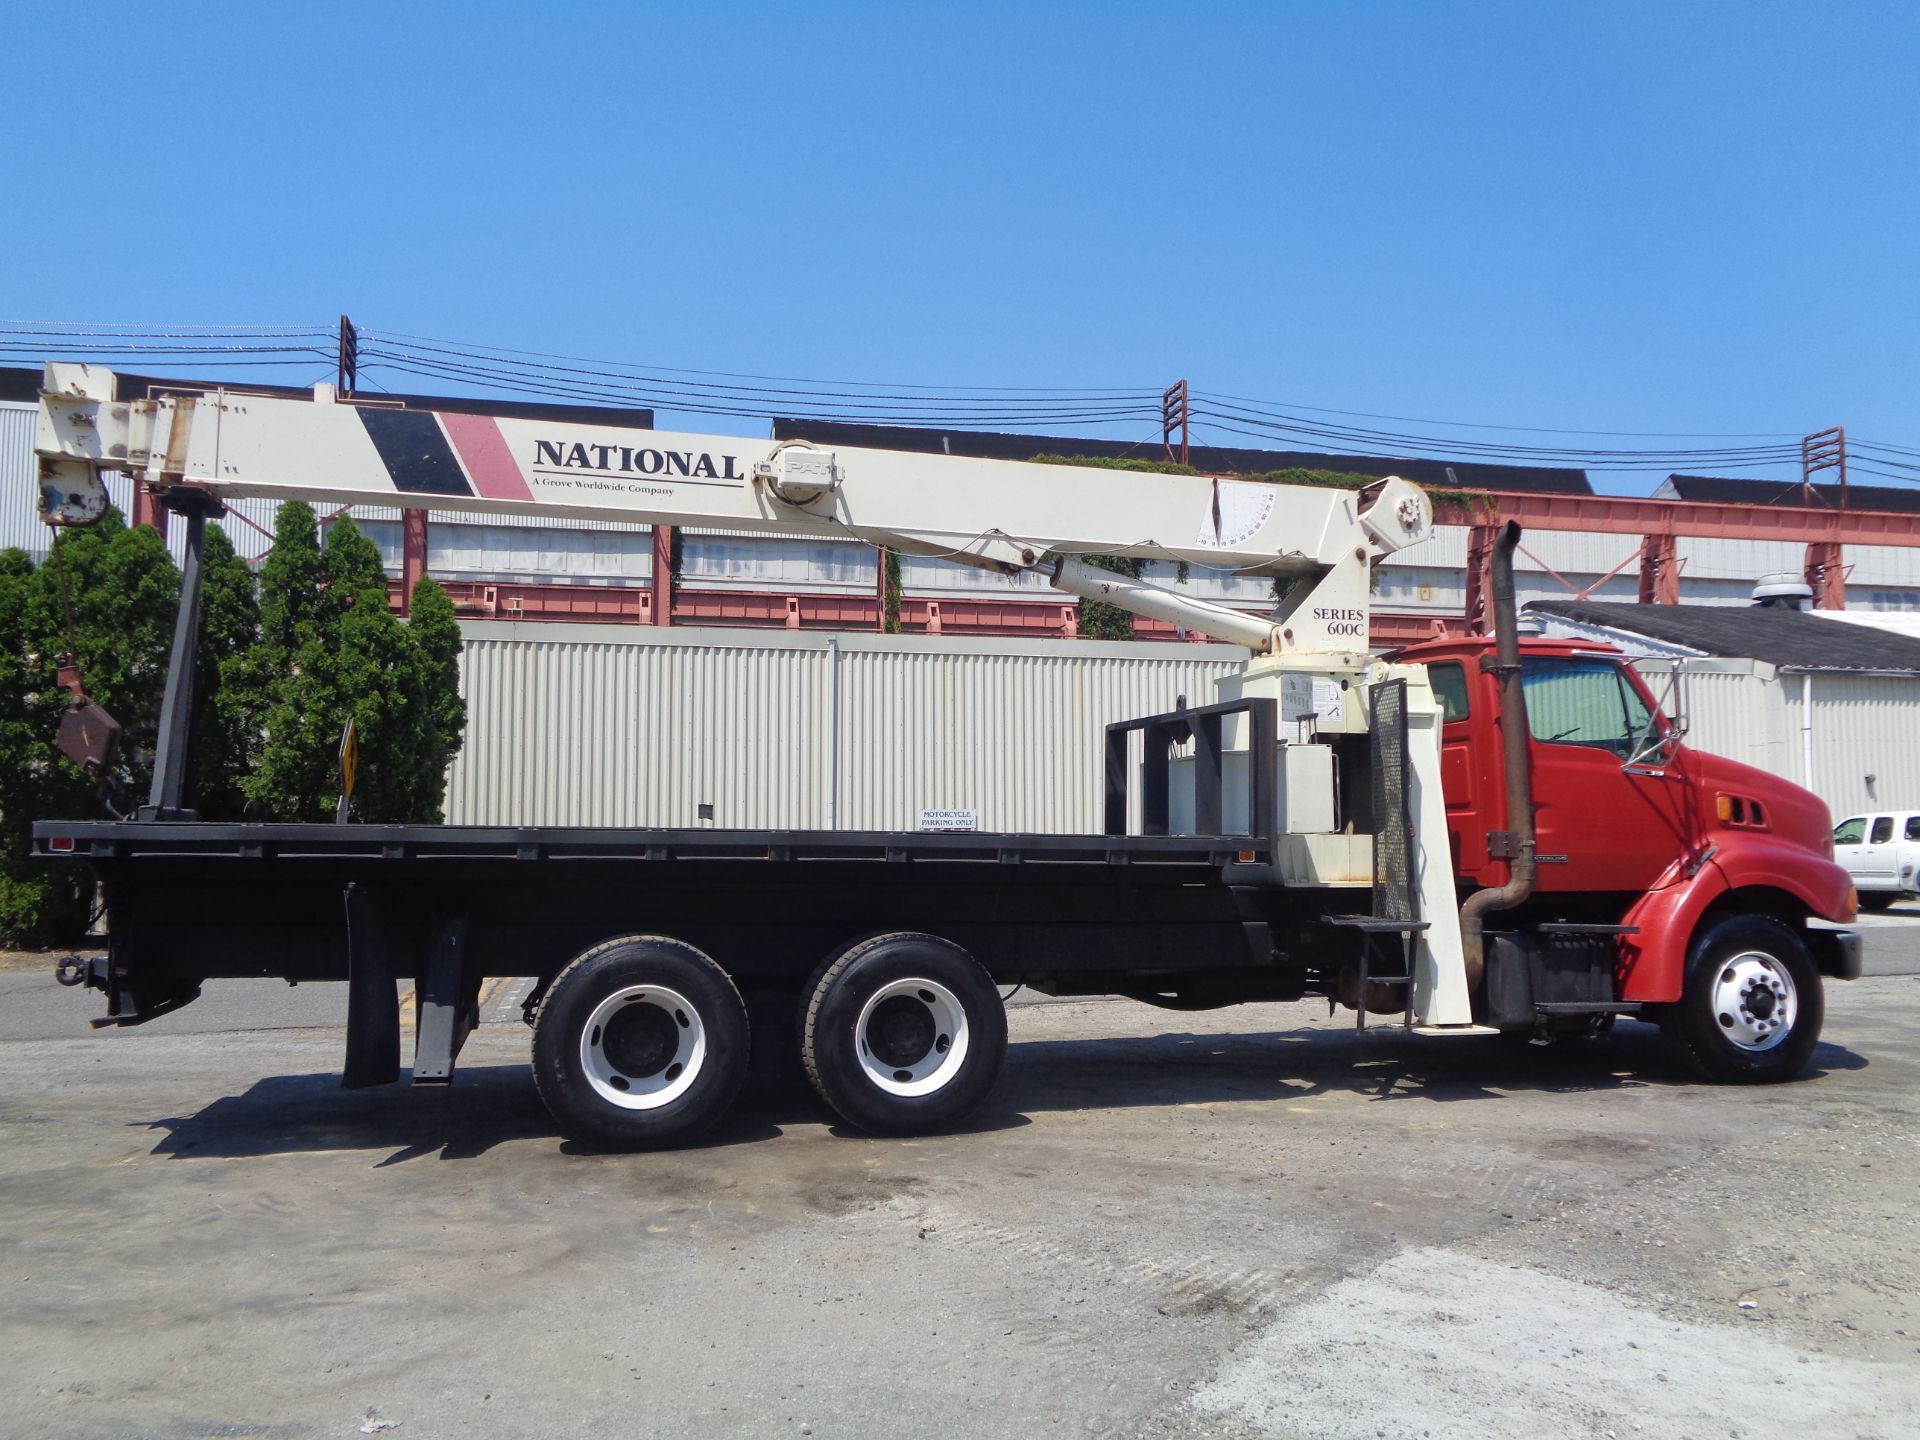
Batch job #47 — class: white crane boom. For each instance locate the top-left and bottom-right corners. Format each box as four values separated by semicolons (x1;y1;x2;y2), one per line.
34;362;1432;655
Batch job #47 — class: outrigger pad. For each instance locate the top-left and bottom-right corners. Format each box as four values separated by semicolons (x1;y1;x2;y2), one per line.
342;884;401;1089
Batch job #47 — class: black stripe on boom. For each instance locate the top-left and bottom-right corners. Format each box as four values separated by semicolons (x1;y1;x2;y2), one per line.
357;409;474;497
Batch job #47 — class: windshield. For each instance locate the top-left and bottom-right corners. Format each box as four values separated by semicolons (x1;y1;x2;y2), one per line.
1522;657;1658;756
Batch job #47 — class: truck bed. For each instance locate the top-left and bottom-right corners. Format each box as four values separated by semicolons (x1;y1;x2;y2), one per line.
35;820;1299;992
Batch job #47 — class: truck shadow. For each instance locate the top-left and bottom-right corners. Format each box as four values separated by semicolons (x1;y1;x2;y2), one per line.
981;1021;1867;1119
137;1020;1867;1161
139;1065;785;1164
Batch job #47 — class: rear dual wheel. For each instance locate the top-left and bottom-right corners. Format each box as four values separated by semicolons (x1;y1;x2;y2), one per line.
800;932;1007;1135
532;935;749;1149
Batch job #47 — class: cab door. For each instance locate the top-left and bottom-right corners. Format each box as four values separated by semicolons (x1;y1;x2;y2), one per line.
1520;656;1698;894
1856;815;1899;889
1832;815;1870;885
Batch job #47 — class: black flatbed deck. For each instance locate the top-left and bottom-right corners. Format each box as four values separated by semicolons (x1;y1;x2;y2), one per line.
34;819;1325;1003
34;820;1266;869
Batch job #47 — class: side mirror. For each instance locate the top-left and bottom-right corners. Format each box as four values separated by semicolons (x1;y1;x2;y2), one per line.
1624;659;1686;771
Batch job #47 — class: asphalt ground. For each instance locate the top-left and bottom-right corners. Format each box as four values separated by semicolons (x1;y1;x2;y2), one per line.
2;912;1918;1438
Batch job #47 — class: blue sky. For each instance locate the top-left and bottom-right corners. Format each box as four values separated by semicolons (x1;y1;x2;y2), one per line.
5;2;1916;493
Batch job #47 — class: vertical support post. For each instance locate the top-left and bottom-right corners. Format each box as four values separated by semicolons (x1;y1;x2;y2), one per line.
1804;540;1846;609
412;917;474;1087
1801;426;1846;508
142;491;219;820
1103;725;1130;836
400;508;429;616
650;525;675;626
1139;723;1170;836
131;478;168;539
875;547;888;632
1637;532;1680;604
827;637;842;831
1161;379;1191;467
1246;699;1279;845
1192;712;1223;835
1464;520;1499;635
337;315;359;397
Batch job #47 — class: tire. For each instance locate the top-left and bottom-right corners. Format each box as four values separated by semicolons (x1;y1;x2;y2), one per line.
1858;892;1897;912
531;935;749;1150
800;932;1008;1136
1658;915;1823;1084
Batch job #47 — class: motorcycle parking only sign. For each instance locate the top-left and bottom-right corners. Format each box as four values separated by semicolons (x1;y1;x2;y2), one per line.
917;808;979;832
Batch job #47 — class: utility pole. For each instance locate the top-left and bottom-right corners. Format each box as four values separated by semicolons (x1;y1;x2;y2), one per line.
337;315;359;398
1801;427;1846;509
1162;379;1191;467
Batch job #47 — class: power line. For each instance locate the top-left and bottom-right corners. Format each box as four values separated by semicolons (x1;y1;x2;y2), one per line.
1194;387;1803;440
4;318;1914;477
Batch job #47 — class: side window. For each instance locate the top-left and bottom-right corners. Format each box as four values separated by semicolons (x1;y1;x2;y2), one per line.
1428;662;1470;724
1521;657;1653;753
1834;817;1866;845
1907;816;1920;841
1871;816;1895;845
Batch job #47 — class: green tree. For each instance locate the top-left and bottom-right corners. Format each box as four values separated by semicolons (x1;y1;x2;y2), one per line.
0;548;76;944
404;578;466;823
244;507;465;824
190;523;263;819
246;504;350;820
0;513;183;944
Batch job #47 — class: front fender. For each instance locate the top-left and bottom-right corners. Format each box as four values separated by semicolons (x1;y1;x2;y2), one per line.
1617;838;1855;1003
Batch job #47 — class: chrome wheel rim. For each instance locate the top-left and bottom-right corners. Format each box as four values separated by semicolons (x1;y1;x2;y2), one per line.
1709;952;1798;1052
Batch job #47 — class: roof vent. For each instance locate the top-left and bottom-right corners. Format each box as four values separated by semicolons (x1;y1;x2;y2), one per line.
1751;572;1812;611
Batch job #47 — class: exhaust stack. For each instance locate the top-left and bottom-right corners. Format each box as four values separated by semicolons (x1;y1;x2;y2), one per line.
1459;521;1536;992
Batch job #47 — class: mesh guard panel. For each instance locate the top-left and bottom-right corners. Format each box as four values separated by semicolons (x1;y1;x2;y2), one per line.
1369;678;1418;924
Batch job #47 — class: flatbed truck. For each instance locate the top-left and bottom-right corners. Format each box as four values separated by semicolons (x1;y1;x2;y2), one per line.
28;363;1862;1148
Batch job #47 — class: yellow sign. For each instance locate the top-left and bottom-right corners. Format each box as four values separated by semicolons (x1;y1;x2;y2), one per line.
338;717;359;804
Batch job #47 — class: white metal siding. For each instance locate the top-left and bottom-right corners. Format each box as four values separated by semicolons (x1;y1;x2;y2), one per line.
1788;674;1920;818
1635;661;1795;779
0;403;38;556
443;626;1244;832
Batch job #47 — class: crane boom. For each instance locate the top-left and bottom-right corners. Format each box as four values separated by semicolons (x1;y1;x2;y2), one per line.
34;362;1432;655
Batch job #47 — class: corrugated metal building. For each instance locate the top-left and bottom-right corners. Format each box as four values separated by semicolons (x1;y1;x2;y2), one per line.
444;624;1245;833
1527;599;1920;818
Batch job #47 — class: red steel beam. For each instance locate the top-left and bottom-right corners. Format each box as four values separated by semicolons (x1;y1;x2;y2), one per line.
1637;533;1679;605
398;577;1454;650
1437;491;1920;547
400;509;428;615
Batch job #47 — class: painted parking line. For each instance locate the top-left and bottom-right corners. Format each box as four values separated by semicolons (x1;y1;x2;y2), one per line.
488;976;537;1024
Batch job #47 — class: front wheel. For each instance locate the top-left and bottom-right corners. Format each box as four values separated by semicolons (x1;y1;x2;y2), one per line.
532;935;750;1149
800;932;1008;1135
1857;892;1897;912
1658;915;1823;1083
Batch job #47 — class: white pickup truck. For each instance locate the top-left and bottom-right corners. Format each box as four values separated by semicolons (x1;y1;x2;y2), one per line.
1833;811;1920;909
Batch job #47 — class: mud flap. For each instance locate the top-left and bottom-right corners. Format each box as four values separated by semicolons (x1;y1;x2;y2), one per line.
342;883;400;1089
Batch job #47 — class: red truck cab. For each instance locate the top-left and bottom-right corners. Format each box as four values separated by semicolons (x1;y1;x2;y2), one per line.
1394;634;1860;1078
